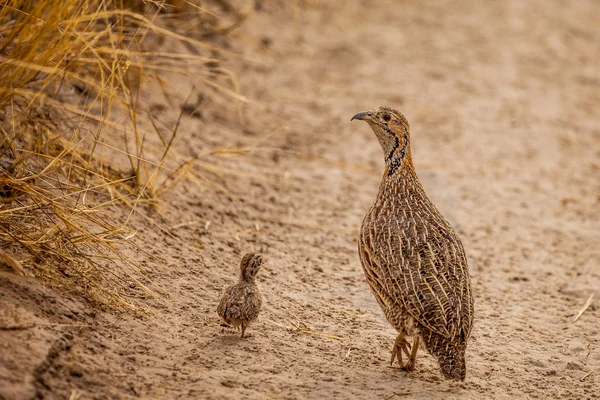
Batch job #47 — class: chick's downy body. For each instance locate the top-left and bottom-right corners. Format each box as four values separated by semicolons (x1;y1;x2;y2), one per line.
217;252;263;338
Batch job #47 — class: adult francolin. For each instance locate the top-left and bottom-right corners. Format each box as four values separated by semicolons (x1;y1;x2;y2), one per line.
352;107;474;380
217;252;263;338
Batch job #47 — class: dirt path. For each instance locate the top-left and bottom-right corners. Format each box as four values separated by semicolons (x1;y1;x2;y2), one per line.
2;1;599;399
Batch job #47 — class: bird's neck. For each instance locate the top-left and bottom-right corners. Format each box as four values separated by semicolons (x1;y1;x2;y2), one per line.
240;271;256;284
380;151;423;195
384;142;414;177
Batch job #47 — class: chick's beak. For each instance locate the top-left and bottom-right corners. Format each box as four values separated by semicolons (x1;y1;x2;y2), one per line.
351;111;370;121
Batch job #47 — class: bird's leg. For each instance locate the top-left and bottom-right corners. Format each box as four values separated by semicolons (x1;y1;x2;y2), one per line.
390;333;412;368
404;336;420;371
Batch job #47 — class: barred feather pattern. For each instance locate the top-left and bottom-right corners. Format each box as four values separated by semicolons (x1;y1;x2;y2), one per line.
356;107;473;380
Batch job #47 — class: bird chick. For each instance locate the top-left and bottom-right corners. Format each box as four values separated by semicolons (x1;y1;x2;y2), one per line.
217;252;264;338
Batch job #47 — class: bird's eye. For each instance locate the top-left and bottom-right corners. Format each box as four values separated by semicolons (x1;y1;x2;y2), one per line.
382;114;391;122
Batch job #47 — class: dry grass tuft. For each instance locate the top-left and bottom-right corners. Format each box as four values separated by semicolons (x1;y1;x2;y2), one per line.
0;0;248;309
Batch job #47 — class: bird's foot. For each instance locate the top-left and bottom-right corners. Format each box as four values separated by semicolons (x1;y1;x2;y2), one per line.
401;359;415;371
402;336;420;371
391;334;420;371
390;333;412;368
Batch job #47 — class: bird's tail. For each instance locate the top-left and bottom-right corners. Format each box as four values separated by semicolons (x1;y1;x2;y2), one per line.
421;328;467;381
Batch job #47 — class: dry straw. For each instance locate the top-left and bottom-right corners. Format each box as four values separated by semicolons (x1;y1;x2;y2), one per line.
0;0;247;309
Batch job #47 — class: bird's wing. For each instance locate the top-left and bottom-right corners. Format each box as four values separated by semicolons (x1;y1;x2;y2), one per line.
242;286;262;321
360;222;473;339
217;284;246;320
217;283;262;322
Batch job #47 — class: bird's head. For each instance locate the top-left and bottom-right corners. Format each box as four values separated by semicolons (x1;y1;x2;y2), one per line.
352;107;412;172
240;252;263;281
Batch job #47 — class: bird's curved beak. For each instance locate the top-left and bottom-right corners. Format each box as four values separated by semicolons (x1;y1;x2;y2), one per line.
351;111;369;121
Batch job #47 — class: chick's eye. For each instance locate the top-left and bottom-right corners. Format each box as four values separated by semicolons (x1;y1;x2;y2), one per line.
382;114;391;122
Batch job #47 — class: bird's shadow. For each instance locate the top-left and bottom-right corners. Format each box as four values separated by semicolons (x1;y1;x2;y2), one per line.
213;324;254;345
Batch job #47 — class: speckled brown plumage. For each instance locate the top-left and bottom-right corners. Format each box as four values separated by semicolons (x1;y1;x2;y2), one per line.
217;252;263;338
352;107;474;380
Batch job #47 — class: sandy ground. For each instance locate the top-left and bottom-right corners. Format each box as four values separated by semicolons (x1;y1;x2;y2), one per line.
1;0;599;399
